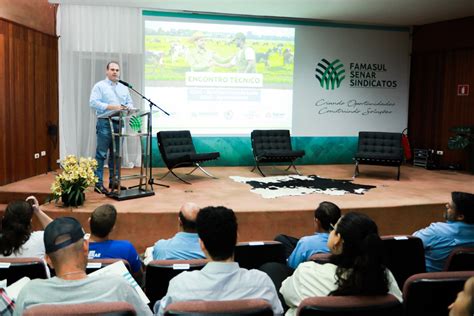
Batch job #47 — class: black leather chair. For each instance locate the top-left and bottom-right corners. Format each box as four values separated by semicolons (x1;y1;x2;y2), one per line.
250;130;305;177
297;294;402;316
353;131;403;180
157;130;220;184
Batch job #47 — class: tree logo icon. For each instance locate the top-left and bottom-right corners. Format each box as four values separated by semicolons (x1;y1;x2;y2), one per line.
129;115;142;133
315;58;346;90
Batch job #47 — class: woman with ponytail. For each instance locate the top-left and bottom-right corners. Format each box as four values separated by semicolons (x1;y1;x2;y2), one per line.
280;212;402;316
0;196;52;258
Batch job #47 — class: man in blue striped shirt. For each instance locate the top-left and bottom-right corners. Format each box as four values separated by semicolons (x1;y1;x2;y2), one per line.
89;61;133;194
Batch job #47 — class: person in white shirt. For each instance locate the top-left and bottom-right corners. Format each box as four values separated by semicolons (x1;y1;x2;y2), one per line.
216;32;256;73
0;196;52;259
280;212;403;316
157;206;283;316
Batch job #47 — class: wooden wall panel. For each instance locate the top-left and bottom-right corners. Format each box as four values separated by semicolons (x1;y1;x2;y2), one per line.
0;18;58;185
0;33;5;184
0;0;56;36
409;17;474;171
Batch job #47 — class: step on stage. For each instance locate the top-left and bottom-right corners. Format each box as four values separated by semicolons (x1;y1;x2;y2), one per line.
1;165;472;253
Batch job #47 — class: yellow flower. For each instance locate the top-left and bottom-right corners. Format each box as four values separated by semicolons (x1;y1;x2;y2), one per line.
50;155;98;204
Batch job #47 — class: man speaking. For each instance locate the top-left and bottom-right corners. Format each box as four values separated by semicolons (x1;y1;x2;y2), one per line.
89;61;133;194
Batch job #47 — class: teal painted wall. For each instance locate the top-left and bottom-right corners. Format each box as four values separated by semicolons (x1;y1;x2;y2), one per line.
151;136;358;167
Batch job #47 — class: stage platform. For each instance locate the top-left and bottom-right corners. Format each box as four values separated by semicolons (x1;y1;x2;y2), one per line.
1;164;473;253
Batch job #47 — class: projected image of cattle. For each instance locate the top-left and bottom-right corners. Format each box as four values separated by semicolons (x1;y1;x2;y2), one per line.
144;21;295;87
144;19;295;135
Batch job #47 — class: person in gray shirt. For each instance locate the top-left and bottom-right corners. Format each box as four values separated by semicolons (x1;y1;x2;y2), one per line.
157;206;283;316
14;217;152;316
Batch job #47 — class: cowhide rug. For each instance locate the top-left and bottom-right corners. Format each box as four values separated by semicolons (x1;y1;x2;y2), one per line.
230;175;376;199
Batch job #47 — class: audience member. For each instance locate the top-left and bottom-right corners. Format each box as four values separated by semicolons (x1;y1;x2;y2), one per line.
152;202;205;260
275;201;341;269
157;206;283;316
279;212;402;316
87;204;143;283
449;276;474;316
14;217;152;316
413;192;474;272
0;196;52;259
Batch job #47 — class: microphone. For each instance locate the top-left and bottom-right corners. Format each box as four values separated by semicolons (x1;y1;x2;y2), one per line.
118;79;133;88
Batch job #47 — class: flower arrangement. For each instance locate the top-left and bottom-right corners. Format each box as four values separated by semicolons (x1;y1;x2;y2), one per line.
51;155;98;207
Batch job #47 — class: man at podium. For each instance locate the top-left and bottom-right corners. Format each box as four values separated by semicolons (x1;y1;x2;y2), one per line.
89;61;134;194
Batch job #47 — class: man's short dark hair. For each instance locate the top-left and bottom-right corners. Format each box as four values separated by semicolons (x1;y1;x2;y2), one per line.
452;192;474;224
106;61;120;70
90;204;117;238
179;211;197;232
314;201;342;231
196;206;237;261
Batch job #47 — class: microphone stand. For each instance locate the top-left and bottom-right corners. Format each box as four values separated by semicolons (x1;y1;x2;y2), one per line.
125;83;170;189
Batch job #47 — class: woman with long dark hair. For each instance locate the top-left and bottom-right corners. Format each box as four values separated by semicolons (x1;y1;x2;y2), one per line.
0;196;52;258
280;212;402;316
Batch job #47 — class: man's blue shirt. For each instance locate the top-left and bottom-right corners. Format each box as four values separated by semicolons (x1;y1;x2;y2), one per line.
153;232;205;260
413;221;474;272
287;232;330;269
89;78;133;116
88;240;142;273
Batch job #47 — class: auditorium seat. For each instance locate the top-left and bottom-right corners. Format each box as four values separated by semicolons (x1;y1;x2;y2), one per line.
234;241;286;270
86;258;131;274
308;253;331;264
0;257;48;284
23;301;136;315
145;259;208;307
403;271;474;316
164;299;273;316
381;235;426;289
444;247;474;271
297;294;402;316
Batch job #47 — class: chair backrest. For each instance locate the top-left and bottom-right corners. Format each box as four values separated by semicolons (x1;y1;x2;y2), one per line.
381;235;426;289
86;258;131;274
356;132;403;160
444;247;474;271
164;299;273;316
308;253;331;264
403;271;474;316
23;301;136;315
0;257;48;284
251;130;293;157
234;241;286;270
297;294;402;316
157;131;196;167
145;259;208;307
